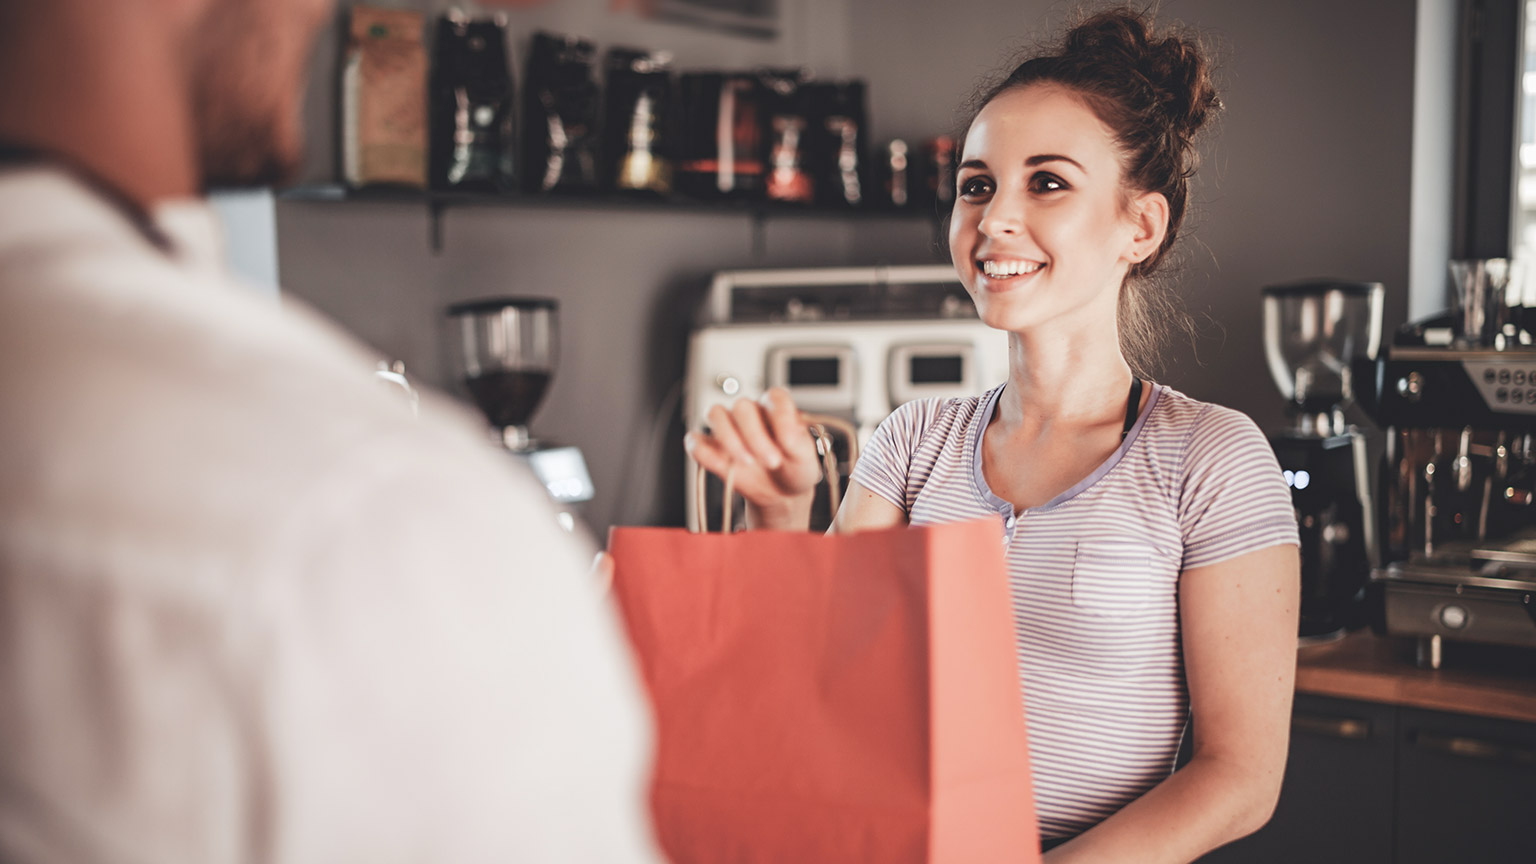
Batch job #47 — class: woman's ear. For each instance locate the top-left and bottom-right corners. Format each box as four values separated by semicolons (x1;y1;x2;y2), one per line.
1126;191;1170;263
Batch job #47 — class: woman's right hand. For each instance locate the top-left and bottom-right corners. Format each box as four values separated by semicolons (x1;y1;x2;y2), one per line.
683;387;823;530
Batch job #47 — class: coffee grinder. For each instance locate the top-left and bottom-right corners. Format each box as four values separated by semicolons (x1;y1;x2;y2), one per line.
1261;280;1384;642
447;297;594;527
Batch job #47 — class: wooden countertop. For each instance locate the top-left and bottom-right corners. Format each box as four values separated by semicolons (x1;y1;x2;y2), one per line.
1295;629;1536;724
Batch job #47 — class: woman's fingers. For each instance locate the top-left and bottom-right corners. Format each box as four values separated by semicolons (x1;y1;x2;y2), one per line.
704;403;756;466
762;387;815;463
684;426;736;477
689;393;823;503
731;396;785;470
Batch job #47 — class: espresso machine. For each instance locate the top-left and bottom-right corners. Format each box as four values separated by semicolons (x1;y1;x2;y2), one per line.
685;265;1010;532
447;297;594;528
1262;280;1384;643
1355;260;1536;668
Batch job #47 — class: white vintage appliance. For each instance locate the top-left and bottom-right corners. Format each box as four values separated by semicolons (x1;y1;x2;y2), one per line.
684;265;1010;531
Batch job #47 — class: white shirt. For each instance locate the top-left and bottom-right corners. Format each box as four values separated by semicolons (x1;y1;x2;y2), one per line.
0;165;662;863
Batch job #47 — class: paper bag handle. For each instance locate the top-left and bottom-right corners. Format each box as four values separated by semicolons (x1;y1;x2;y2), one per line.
691;413;860;534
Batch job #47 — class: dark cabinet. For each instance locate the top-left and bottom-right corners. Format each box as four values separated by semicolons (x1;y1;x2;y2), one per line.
1395;707;1536;864
1196;696;1536;863
1198;694;1396;864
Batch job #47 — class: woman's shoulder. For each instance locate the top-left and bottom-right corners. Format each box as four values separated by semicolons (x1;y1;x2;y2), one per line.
1148;385;1265;439
882;384;1000;443
1145;385;1276;474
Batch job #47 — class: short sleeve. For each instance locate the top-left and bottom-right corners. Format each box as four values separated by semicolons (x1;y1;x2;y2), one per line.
850;398;943;512
1177;405;1300;570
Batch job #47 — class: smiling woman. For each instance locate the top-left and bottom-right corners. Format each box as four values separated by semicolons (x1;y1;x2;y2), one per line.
953;12;1219;379
687;7;1301;862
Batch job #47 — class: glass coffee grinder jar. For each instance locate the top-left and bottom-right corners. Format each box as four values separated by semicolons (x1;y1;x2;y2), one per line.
447;297;595;524
1261;280;1384;642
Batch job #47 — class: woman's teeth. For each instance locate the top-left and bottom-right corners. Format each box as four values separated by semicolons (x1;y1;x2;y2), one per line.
980;259;1044;278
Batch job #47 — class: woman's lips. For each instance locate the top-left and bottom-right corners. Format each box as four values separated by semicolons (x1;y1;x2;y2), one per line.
976;258;1045;288
979;258;1045;278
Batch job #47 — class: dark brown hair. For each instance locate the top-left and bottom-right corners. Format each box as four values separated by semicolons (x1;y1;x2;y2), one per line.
963;6;1219;377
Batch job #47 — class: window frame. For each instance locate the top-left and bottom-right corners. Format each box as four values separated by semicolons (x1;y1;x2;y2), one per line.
1455;0;1521;259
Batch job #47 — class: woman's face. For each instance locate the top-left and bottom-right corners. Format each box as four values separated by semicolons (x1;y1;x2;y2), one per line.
949;84;1164;338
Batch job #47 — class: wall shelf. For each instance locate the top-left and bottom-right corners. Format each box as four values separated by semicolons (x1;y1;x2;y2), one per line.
278;184;945;255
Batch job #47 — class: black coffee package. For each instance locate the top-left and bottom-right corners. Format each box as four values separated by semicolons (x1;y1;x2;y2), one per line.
674;72;764;200
804;80;867;208
758;68;813;204
429;11;515;192
522;31;601;193
914;135;956;213
604;48;674;196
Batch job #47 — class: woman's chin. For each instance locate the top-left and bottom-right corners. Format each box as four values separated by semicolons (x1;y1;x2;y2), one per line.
971;298;1038;335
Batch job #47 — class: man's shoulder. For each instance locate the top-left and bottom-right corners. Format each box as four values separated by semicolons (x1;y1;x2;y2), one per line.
0;174;523;550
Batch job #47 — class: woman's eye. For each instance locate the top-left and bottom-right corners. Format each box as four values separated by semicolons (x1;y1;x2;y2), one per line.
1030;173;1068;193
959;176;993;197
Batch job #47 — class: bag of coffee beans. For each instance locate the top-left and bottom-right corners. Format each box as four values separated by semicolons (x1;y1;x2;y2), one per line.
341;5;428;188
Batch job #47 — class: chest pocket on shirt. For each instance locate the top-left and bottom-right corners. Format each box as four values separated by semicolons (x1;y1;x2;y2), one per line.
1070;539;1162;618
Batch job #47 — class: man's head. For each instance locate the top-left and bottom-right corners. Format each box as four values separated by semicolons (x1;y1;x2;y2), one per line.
188;0;334;189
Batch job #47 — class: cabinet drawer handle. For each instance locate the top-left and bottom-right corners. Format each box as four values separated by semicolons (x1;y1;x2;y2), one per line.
1413;731;1536;768
1292;712;1372;740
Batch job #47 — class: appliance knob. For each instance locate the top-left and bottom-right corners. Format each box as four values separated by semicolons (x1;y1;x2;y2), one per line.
1438;604;1469;630
1397;372;1424;402
716;375;741;396
1322;521;1351;544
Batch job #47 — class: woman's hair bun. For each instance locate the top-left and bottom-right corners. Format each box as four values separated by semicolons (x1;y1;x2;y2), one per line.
1061;8;1219;141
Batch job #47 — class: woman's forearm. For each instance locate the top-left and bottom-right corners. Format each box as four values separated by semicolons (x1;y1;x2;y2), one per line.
1044;753;1282;864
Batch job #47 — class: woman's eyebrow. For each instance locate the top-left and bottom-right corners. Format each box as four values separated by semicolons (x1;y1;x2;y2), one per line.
958;159;988;171
1025;153;1086;171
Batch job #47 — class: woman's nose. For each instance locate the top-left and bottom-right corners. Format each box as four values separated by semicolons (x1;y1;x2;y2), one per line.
977;192;1024;237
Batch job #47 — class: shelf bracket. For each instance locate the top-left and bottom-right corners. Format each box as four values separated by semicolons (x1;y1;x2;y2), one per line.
429;198;445;254
750;211;767;260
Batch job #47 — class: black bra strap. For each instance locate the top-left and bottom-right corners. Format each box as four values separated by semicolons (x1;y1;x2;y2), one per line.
1122;377;1143;439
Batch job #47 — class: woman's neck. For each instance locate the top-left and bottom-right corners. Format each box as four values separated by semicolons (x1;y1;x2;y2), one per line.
996;325;1136;430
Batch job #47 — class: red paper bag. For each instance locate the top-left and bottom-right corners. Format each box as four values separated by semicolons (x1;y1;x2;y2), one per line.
608;518;1040;863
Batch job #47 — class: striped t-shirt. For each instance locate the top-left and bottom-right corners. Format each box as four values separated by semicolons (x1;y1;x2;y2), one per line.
850;382;1299;838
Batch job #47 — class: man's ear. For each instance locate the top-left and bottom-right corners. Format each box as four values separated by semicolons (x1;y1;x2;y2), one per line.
1126;191;1170;264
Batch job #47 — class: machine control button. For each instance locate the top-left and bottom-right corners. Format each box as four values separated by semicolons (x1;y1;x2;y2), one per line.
1527;388;1536;403
1514;389;1526;404
1438;604;1469;630
716;375;741;396
1485;368;1499;383
1517;370;1529;385
1397;372;1425;401
1496;387;1509;402
1499;369;1513;384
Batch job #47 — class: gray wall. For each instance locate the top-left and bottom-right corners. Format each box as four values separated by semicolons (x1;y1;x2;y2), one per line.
275;0;1419;534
